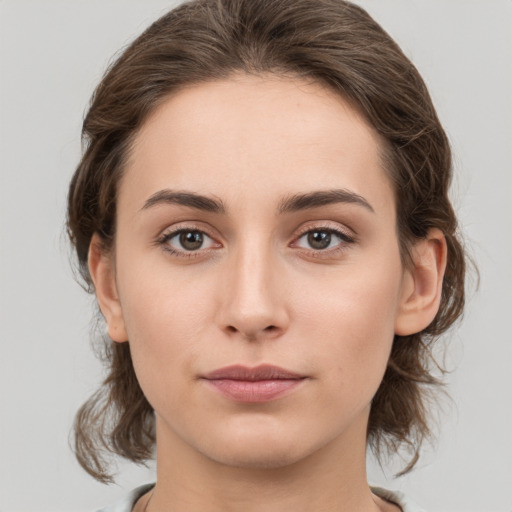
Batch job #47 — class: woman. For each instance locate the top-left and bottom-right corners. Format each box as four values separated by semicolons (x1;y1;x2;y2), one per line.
67;0;466;510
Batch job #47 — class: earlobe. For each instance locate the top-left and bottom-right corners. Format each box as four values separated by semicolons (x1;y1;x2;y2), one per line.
88;233;128;343
395;229;447;336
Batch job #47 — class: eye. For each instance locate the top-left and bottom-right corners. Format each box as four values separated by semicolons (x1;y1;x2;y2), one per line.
159;229;219;254
294;228;354;251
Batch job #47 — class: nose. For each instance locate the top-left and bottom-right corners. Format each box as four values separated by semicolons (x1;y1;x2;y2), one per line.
216;239;289;341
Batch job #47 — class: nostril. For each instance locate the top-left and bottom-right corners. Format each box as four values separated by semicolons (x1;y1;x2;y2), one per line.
225;324;278;337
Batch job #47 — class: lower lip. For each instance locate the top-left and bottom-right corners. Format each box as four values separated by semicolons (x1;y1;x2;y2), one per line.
204;378;305;403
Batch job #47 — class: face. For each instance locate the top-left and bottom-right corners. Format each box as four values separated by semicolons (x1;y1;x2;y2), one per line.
96;75;417;469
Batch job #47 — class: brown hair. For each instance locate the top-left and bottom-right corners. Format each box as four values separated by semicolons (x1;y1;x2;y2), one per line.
67;0;466;483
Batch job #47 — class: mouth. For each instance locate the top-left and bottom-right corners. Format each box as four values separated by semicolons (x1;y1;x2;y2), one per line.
201;364;307;403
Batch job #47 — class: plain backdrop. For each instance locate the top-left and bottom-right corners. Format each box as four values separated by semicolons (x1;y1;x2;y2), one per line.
1;1;511;511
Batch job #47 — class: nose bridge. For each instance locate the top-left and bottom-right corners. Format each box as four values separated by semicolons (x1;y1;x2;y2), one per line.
219;230;287;339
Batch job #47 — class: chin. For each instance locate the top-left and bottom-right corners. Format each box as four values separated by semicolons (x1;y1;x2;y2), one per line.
205;443;307;470
195;424;324;471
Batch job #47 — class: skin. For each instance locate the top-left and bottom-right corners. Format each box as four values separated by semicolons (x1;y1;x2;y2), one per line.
89;74;447;512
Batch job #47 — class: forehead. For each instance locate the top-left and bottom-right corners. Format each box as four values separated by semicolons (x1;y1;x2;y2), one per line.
121;74;394;217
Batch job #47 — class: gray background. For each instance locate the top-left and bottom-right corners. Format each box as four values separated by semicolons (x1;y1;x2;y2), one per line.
1;1;511;511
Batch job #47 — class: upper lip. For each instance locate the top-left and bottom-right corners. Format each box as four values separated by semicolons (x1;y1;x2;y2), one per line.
203;364;304;381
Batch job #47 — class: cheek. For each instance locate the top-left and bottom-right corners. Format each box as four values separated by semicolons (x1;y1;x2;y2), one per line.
115;258;217;391
114;232;404;416
293;255;403;390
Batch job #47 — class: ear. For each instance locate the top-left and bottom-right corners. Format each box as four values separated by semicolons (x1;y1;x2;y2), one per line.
395;228;447;336
88;233;128;343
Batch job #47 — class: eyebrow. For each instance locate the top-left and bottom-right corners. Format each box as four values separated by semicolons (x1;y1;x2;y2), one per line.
140;188;374;215
278;189;374;214
141;190;226;213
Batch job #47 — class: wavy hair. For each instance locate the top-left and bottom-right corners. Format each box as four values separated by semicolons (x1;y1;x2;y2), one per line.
67;0;466;482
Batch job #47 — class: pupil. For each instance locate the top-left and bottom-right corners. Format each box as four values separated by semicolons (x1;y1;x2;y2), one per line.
308;231;331;249
180;231;203;250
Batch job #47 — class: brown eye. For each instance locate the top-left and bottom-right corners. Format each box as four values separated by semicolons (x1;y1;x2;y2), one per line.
307;231;331;250
294;227;354;253
159;229;218;254
179;231;204;251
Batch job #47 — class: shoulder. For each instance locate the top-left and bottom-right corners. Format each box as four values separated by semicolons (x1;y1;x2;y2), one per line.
95;483;155;512
371;486;427;512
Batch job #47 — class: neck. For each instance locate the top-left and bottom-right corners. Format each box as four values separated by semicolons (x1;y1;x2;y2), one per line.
146;410;389;512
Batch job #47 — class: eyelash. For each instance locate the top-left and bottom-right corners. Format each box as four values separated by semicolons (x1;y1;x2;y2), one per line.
156;227;219;259
156;224;355;259
292;226;355;257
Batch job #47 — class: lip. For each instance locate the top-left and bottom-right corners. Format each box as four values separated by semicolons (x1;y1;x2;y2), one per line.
201;364;307;403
